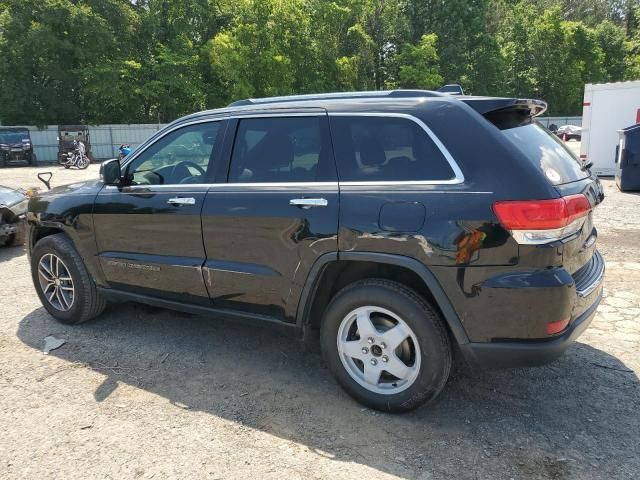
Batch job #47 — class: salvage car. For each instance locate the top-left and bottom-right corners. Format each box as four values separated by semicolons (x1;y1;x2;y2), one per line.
0;185;28;246
0;127;36;167
26;90;605;412
556;124;582;141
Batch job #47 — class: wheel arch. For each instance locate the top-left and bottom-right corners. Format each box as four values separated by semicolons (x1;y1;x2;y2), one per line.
297;252;469;346
29;223;66;250
28;222;107;288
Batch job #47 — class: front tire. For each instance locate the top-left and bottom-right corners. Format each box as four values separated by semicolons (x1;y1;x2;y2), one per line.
31;234;106;324
77;155;90;169
320;279;452;412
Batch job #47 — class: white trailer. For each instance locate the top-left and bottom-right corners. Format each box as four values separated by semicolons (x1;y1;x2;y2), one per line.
580;81;640;175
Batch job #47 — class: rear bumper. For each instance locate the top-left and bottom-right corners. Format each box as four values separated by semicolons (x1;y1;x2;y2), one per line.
460;288;602;368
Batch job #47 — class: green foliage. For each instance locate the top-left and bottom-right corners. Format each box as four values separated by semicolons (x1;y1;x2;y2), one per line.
202;0;311;105
497;2;633;114
396;34;442;89
0;0;639;124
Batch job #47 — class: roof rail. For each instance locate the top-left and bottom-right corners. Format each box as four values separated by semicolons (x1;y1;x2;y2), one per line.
227;89;446;107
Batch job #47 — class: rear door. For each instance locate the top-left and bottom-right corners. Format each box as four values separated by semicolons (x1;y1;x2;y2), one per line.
201;111;339;321
93;119;226;304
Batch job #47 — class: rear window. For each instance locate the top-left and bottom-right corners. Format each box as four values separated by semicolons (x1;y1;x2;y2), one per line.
229;116;330;183
501;123;588;185
330;116;455;182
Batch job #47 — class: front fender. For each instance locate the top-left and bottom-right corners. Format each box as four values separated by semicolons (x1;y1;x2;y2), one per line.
27;180;106;286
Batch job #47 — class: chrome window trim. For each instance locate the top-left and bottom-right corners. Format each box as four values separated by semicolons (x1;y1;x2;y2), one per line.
104;182;339;191
206;182;339;190
121;117;225;171
120;110;465;188
328;112;464;186
103;184;491;195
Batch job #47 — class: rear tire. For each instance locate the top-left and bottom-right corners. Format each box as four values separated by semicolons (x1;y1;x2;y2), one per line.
31;234;106;324
320;279;451;412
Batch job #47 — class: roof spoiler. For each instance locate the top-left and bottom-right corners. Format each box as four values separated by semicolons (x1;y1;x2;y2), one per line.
462;98;547;128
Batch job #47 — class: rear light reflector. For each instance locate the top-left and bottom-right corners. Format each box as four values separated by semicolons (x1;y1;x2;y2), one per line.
493;194;591;244
545;317;570;335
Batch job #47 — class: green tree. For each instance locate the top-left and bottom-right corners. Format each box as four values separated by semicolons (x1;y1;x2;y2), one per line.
0;0;128;125
202;0;314;105
1;0;640;123
396;33;442;89
595;21;628;81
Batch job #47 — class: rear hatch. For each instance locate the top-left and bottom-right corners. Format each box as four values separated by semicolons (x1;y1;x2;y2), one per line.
465;97;605;275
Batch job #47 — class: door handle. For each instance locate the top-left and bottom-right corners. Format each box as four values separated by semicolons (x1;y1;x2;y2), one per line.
167;197;196;206
289;198;328;209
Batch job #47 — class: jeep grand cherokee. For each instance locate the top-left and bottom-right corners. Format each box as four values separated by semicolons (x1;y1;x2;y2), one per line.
27;90;605;412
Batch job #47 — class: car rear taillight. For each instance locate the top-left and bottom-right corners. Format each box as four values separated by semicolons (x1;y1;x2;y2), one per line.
493;194;591;245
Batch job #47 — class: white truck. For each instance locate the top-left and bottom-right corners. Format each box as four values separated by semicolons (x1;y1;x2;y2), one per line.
580;81;640;175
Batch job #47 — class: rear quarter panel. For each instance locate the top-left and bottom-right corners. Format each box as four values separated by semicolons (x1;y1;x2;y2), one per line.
334;100;574;342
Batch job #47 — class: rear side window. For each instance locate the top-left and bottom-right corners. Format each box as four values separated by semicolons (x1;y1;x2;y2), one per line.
229;116;332;183
330;115;455;182
500;123;588;185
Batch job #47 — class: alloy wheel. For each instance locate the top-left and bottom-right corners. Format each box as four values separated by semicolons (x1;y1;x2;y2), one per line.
37;253;75;311
336;306;421;395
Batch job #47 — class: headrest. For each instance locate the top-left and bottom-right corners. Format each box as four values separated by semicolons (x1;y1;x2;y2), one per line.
357;135;386;167
247;132;294;170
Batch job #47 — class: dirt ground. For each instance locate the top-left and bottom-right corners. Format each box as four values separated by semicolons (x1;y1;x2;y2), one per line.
0;159;638;480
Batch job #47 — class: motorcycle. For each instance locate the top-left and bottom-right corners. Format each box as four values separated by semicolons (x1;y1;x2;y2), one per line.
61;140;90;170
118;143;132;161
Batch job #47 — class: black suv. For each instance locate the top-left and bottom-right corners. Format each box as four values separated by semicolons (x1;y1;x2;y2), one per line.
0;127;36;166
27;91;605;412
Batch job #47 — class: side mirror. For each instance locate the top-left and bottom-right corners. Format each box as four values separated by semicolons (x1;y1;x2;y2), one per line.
100;158;123;185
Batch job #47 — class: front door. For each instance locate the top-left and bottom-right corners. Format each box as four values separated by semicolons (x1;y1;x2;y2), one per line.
201;113;339;321
93;119;226;304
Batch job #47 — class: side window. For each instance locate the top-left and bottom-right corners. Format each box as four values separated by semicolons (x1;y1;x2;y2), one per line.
126;122;221;185
330;116;455;182
229;116;330;183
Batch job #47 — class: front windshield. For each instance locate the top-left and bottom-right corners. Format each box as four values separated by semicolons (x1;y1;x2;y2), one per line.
0;131;29;144
0;186;26;206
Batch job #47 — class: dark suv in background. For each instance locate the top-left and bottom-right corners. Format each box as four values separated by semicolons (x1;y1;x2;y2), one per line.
27;90;605;412
0;127;36;166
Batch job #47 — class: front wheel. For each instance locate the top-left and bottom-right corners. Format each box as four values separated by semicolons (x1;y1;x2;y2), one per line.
321;279;452;412
31;233;106;324
77;155;90;169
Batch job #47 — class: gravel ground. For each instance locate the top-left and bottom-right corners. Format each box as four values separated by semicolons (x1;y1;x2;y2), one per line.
0;160;638;480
